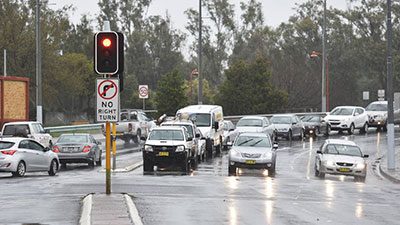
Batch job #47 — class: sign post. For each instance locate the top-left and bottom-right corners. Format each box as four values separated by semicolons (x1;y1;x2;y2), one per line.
96;78;119;194
139;85;149;110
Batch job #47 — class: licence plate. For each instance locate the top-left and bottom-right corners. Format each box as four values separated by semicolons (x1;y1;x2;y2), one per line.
339;168;350;172
159;152;169;157
245;160;256;165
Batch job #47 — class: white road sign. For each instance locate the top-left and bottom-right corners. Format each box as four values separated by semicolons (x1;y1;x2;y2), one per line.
97;78;119;122
139;85;149;99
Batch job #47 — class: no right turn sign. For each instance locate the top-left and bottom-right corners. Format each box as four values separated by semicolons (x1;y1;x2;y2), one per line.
139;85;149;99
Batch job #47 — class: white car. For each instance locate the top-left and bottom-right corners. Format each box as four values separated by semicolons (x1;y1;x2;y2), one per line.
314;139;368;182
235;116;275;140
222;120;239;150
1;121;53;147
0;137;59;177
324;106;369;134
365;101;387;131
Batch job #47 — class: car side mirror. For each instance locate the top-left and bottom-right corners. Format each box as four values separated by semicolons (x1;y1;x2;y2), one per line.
213;122;219;130
292;122;296;125
140;136;146;141
363;154;369;158
273;142;278;149
229;128;235;132
195;133;200;138
201;137;206;140
187;137;193;141
44;147;50;152
317;150;323;154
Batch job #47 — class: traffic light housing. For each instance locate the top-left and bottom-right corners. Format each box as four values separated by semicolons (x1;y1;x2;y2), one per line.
94;31;119;74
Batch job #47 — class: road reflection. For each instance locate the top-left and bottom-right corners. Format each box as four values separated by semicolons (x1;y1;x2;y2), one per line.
229;203;237;225
264;177;274;224
306;137;314;179
324;180;335;208
355;202;363;218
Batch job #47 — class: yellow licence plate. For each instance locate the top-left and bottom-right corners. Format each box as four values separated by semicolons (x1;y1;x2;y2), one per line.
245;160;256;165
159;152;169;157
339;168;350;172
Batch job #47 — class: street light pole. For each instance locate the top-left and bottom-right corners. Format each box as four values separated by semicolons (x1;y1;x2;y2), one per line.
198;0;203;105
321;0;327;112
36;0;43;124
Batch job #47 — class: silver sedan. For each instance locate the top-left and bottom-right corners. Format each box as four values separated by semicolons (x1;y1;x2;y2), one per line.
314;139;368;182
228;132;277;177
0;137;59;177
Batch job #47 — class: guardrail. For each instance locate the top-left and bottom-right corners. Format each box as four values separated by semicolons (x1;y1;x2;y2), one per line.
44;112;327;134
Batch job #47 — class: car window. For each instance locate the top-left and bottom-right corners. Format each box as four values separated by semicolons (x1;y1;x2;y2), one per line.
33;123;45;134
18;140;30;149
270;116;291;124
356;108;364;115
366;103;387;111
0;141;15;149
330;107;354;116
28;140;44;151
58;135;88;143
237;119;262;127
3;125;30;136
325;144;362;157
188;113;211;127
148;130;184;141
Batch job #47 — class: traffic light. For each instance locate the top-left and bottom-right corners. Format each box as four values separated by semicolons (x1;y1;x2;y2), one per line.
113;32;124;92
94;31;119;74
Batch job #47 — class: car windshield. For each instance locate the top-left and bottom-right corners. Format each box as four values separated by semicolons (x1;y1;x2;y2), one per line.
234;136;271;147
325;144;362;157
162;124;194;138
270;116;291;124
330;107;354;116
301;116;320;122
0;141;15;149
188;113;211;127
366;103;387;111
149;130;184;141
57;135;88;143
236;119;262;127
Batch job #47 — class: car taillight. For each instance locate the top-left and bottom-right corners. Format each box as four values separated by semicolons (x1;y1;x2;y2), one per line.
82;145;91;153
1;150;17;155
52;146;60;153
128;123;133;132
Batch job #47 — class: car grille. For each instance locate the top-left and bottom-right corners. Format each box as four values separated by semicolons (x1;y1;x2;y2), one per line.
153;146;176;152
336;162;354;167
241;153;261;158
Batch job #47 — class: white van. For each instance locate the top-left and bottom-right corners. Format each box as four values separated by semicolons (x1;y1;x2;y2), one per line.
176;105;224;156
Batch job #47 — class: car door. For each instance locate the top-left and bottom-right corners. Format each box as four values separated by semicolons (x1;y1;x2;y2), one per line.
137;113;150;137
89;135;100;160
354;108;365;128
292;116;301;136
28;140;49;171
31;123;51;147
17;140;39;171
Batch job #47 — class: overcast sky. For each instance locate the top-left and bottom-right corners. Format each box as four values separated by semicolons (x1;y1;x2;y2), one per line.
52;0;353;29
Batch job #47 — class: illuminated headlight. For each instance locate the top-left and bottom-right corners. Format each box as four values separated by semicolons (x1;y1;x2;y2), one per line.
355;163;365;170
262;152;272;159
175;146;185;152
144;145;153;152
230;149;241;158
324;160;335;167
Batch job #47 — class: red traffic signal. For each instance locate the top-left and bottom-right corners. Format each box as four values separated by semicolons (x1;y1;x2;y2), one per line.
94;31;119;74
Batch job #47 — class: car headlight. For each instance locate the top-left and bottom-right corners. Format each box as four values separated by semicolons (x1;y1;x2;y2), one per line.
230;149;241;158
355;163;365;170
262;152;272;159
278;128;288;132
175;146;185;152
144;145;153;152
324;160;335;167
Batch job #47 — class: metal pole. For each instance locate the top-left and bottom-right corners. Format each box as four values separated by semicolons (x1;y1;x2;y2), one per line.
386;0;395;170
112;122;117;171
321;0;327;112
326;58;329;111
198;0;203;105
36;0;43;124
106;122;111;194
143;99;145;110
3;49;6;77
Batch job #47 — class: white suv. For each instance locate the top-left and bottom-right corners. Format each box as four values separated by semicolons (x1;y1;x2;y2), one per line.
324;106;369;135
1;121;53;147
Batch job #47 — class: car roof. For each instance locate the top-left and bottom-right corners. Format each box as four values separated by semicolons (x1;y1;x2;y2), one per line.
368;101;387;105
237;132;269;137
324;139;358;146
0;137;29;143
3;121;40;125
332;106;362;109
59;133;90;136
239;116;265;120
151;126;184;131
161;120;193;126
271;114;295;117
177;105;222;113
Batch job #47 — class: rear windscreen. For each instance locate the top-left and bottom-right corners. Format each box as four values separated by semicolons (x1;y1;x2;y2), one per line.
0;141;15;149
3;125;30;135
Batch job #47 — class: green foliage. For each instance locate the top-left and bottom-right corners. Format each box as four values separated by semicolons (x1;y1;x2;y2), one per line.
215;56;288;115
155;70;188;116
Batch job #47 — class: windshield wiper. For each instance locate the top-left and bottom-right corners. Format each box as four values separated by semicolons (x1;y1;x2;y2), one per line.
238;138;253;146
250;139;263;146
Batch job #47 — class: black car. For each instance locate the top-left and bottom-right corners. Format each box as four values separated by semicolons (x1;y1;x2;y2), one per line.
300;115;329;137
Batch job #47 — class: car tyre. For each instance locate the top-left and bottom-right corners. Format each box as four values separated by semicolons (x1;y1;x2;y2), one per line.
143;159;154;172
315;163;325;178
348;123;355;135
48;159;58;176
133;130;141;144
299;129;305;140
96;152;102;166
268;163;276;177
12;161;26;177
61;162;67;169
360;122;368;134
181;159;190;174
206;139;213;159
191;156;198;170
286;130;293;141
88;156;95;167
383;123;388;132
325;125;331;136
228;165;236;176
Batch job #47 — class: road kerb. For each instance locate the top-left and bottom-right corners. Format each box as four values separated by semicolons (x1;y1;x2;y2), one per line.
99;161;143;173
124;194;144;225
378;162;400;184
79;194;92;225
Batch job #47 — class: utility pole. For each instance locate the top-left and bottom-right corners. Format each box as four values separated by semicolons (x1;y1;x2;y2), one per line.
36;0;43;124
321;0;327;112
386;0;395;170
198;0;203;105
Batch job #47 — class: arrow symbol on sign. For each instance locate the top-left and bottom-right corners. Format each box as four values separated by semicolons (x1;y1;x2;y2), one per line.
101;84;114;97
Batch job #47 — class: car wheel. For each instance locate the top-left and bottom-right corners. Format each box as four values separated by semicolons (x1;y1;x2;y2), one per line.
348;123;355;135
133;130;141;144
286;130;292;141
383;123;388;132
191;156;198;170
96;152;102;166
88;156;95;167
143;159;154;172
48;159;58;176
224;138;230;151
325;125;331;136
316;163;325;178
228;165;236;176
299;129;305;140
61;162;67;169
360;122;368;134
206;139;213;158
268;163;276;177
122;136;130;144
12;161;26;177
181;159;190;174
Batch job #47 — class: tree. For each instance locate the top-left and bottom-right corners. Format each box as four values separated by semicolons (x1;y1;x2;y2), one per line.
155;70;188;116
215;56;287;115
